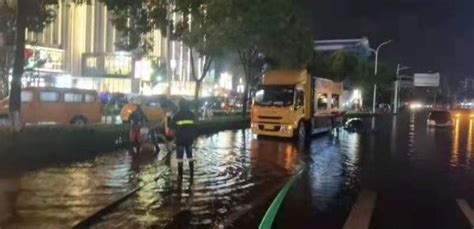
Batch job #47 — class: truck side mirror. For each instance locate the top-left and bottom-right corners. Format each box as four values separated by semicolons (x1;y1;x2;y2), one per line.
295;91;304;109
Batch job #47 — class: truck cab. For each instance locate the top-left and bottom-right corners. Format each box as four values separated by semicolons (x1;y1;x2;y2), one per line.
251;70;343;140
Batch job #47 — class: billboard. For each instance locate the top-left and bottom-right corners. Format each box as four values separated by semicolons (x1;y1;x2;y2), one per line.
24;45;64;73
414;73;440;87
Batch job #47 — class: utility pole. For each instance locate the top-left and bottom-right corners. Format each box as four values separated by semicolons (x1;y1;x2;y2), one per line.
393;64;410;115
369;40;392;114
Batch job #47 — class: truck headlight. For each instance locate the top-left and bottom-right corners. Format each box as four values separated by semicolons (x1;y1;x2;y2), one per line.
280;125;293;132
251;123;258;128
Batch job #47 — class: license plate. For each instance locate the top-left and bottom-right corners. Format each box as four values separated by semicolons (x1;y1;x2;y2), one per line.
264;124;273;130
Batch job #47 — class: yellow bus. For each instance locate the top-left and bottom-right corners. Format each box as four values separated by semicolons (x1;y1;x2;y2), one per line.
0;87;102;126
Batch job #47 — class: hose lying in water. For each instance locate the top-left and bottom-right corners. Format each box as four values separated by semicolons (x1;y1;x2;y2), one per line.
73;149;171;229
214;179;289;229
258;168;304;229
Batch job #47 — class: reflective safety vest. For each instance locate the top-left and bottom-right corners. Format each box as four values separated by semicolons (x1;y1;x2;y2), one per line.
171;110;197;145
176;120;194;126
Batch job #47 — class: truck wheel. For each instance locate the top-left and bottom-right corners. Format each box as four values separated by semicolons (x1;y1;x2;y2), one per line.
71;116;87;126
297;121;307;141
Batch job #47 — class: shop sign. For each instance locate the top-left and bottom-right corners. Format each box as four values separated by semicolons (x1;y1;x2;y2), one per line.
24;45;64;72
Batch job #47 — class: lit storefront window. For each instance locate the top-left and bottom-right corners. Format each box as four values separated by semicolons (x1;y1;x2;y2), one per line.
82;53;132;78
219;72;233;90
134;59;152;81
86;57;97;68
105;55;132;76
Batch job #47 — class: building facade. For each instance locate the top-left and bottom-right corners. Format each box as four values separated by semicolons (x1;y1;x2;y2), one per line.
20;0;215;96
314;37;372;59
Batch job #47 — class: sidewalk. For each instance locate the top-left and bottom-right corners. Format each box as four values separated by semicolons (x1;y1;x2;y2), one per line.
0;116;250;167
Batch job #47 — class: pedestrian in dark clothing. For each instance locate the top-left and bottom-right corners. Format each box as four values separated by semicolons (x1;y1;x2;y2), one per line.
129;105;148;153
170;99;197;178
129;105;147;125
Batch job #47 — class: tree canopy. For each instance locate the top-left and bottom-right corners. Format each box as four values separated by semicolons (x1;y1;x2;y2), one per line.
102;0;314;111
102;0;168;52
102;0;314;75
0;0;60;37
309;50;396;103
205;0;313;69
201;0;314;114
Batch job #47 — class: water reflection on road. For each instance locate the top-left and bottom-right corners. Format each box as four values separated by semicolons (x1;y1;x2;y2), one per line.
276;111;474;228
274;130;363;229
0;130;302;228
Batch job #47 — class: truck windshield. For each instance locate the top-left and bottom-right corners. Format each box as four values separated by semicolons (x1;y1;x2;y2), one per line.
255;85;294;106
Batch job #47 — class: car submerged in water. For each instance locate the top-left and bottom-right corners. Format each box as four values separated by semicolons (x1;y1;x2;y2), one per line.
427;110;453;127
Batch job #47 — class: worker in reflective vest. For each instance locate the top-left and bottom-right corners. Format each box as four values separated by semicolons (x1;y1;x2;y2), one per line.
170;99;197;177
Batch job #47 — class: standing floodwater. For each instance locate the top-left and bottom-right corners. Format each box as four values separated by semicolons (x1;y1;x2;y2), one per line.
2;111;474;228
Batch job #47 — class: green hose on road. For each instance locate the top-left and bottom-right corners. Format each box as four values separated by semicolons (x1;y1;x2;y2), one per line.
259;168;304;229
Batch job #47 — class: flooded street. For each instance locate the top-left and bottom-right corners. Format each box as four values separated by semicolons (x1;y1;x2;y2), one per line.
2;110;474;228
276;110;474;229
0;130;300;228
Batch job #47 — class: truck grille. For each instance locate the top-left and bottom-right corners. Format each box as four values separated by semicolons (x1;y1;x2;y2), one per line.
258;116;282;120
258;125;280;131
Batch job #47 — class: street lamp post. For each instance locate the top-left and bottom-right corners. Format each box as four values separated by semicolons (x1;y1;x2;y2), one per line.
369;40;392;113
393;64;410;115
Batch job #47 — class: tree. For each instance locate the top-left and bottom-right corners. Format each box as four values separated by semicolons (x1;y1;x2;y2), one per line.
207;0;314;115
309;50;363;82
0;0;60;131
307;51;332;78
173;0;224;106
104;0;314;113
103;0;223;109
0;34;13;98
329;51;360;81
102;0;168;52
308;50;396;105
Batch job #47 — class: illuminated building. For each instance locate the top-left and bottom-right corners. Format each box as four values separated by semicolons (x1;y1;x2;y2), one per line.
22;0;216;95
315;37;372;60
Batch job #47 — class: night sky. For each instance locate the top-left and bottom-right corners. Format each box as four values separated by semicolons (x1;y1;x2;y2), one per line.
310;0;474;83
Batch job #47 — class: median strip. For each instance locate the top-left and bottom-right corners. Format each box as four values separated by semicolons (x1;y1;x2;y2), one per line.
343;189;377;229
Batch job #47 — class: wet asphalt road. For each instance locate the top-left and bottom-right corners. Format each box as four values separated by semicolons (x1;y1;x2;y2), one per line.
276;110;474;229
1;110;474;228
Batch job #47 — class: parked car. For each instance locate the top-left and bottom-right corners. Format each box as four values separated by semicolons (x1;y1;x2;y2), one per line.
427;110;453;127
120;95;182;123
378;103;392;113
